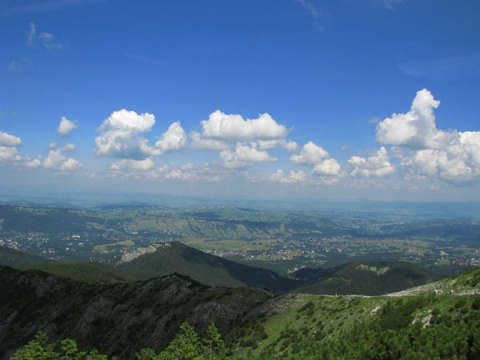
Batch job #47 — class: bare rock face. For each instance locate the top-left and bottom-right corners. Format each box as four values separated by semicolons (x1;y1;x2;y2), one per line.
121;244;162;263
0;266;273;359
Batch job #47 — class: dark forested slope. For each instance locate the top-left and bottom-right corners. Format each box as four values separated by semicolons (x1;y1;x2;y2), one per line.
0;266;272;359
294;261;440;295
0;246;52;267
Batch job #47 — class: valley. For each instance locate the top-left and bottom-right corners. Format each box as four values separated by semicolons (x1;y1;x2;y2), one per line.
1;200;480;359
1;203;479;276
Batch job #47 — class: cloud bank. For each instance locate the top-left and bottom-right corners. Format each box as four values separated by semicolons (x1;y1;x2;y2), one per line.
1;89;480;199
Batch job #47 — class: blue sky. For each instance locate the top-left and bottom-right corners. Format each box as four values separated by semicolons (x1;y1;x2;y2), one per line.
1;0;480;201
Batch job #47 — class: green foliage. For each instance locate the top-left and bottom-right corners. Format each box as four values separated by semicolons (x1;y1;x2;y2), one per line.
378;296;430;330
10;331;107;360
135;348;157;360
132;322;226;360
203;323;226;359
159;322;202;360
251;292;480;360
10;331;56;360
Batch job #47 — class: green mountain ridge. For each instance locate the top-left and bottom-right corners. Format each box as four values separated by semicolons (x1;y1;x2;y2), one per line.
1;265;480;359
294;261;441;296
1;243;440;296
116;242;441;295
14;262;134;284
117;242;300;294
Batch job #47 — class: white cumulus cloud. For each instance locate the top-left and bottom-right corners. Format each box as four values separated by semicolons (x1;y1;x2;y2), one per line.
57;116;78;137
220;144;276;168
290;141;329;165
270;169;306;183
189;131;230;150
0;147;21;161
348;147;395;178
98;109;155;133
313;158;341;176
95;110;156;160
375;89;453;149
290;141;341;178
60;143;75;152
110;158;155;171
376;89;480;181
0;131;22;162
257;139;298;152
191;110;295;170
200;111;288;142
154;121;187;154
59;158;82;171
96;110;188;161
28;148;81;171
0;131;22;147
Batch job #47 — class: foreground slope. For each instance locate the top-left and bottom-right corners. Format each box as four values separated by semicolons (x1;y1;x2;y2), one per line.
0;265;272;359
117;242;300;293
3;266;480;359
231;267;480;359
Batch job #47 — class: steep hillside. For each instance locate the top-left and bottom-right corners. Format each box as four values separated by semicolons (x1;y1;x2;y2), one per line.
387;265;480;297
232;267;480;359
0;266;273;359
294;261;440;295
5;266;480;359
117;242;300;293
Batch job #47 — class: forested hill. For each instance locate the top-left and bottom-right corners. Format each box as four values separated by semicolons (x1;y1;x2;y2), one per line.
117;242;300;293
0;265;273;359
293;261;441;295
